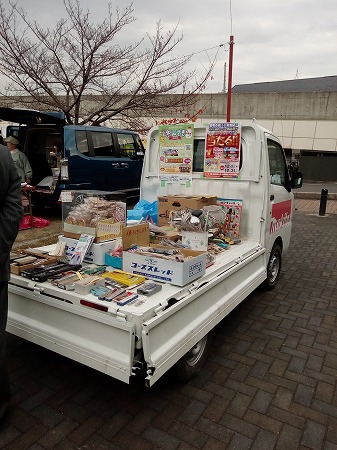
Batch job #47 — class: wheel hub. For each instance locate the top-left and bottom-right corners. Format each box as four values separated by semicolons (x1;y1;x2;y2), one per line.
185;336;208;367
269;254;280;283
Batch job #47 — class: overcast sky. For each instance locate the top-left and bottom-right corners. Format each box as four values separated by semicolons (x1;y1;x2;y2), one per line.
3;0;337;92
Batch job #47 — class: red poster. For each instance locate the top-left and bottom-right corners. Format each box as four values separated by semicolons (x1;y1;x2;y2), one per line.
204;122;241;178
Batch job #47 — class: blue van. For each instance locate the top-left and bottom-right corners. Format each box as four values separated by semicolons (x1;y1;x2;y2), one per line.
0;107;145;208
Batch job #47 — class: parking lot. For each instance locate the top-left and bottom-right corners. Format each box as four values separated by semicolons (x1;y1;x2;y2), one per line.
1;200;337;450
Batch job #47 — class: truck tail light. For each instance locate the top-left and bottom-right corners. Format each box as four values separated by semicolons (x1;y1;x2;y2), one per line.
80;299;108;312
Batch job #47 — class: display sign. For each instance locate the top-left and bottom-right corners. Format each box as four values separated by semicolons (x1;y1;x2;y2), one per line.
158;124;194;183
204;122;241;178
217;198;243;238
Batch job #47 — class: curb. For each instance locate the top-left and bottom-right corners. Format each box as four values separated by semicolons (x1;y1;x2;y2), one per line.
294;192;337;200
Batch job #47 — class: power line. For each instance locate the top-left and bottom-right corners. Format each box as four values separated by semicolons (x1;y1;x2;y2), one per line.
234;67;285;82
186;43;227;58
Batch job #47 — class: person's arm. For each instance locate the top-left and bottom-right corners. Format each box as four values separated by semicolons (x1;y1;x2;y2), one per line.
0;152;23;266
22;153;33;183
24;156;33;183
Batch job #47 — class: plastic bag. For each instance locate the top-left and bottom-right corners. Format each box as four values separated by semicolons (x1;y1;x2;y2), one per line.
19;215;32;230
32;216;51;228
127;200;158;224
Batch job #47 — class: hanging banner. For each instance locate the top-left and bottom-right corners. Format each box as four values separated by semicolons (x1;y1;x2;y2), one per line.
204;122;241;178
158;124;194;183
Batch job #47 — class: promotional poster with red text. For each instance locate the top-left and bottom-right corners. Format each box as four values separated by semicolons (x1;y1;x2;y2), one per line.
204;122;241;178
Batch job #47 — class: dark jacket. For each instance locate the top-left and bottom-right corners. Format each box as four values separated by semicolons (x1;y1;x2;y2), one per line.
0;144;23;282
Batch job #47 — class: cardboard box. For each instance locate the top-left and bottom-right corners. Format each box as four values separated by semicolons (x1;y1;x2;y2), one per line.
74;276;106;295
157;195;217;226
62;223;151;267
150;225;181;244
122;223;150;249
104;253;122;269
123;246;206;286
63;220;124;243
105;223;150;269
59;235;116;265
10;254;58;275
62;190;126;242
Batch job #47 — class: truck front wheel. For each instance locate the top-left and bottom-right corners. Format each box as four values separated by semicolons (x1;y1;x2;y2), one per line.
262;243;282;290
173;333;212;382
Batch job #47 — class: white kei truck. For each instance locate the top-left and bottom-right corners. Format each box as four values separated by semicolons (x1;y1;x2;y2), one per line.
7;121;303;387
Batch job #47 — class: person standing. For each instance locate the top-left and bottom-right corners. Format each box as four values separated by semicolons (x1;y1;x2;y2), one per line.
4;136;33;184
0;142;23;423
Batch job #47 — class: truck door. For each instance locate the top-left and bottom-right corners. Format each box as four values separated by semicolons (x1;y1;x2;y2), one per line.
86;129;143;192
266;138;294;252
115;131;144;188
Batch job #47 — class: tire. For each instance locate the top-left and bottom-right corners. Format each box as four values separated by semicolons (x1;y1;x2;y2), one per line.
173;332;212;382
262;243;282;290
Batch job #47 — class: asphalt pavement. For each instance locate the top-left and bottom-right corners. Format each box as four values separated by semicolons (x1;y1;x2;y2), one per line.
1;196;337;449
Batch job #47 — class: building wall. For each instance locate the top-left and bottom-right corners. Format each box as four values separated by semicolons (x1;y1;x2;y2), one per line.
172;92;337;149
149;92;337;155
2;91;337;180
240;119;337;154
166;91;337;181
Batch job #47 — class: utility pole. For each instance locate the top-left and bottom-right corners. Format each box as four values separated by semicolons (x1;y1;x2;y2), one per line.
223;62;227;93
226;35;234;122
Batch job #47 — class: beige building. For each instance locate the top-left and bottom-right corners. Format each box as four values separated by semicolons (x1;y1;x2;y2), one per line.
182;76;337;181
144;76;337;181
1;76;336;181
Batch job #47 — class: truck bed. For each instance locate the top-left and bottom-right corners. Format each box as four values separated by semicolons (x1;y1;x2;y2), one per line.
8;239;266;385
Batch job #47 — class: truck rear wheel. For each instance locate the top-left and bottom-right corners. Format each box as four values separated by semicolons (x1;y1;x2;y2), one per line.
173;333;212;382
262;243;282;290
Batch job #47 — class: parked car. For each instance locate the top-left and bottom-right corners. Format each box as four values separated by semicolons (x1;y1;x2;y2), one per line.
0;107;145;208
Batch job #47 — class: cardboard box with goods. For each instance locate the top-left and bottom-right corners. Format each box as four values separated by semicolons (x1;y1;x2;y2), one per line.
150;225;181;244
105;223;150;269
104;253;123;269
62;190;126;242
74;276;106;295
10;251;59;275
63;221;123;243
157;195;217;226
123;244;206;287
59;235;115;266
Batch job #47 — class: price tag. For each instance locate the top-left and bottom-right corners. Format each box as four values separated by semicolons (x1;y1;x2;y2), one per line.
61;191;73;203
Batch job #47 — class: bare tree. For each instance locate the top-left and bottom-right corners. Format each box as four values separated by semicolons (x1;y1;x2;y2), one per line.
0;0;215;130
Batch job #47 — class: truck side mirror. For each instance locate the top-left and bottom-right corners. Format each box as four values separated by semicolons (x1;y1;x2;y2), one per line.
291;171;303;189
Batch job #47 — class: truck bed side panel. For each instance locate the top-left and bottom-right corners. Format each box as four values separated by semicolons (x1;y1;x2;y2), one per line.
7;283;135;383
142;248;265;386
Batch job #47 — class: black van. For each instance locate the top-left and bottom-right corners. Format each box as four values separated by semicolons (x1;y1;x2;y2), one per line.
0;107;145;208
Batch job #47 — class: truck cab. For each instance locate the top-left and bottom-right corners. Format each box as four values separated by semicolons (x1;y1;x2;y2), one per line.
0;107;145;208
